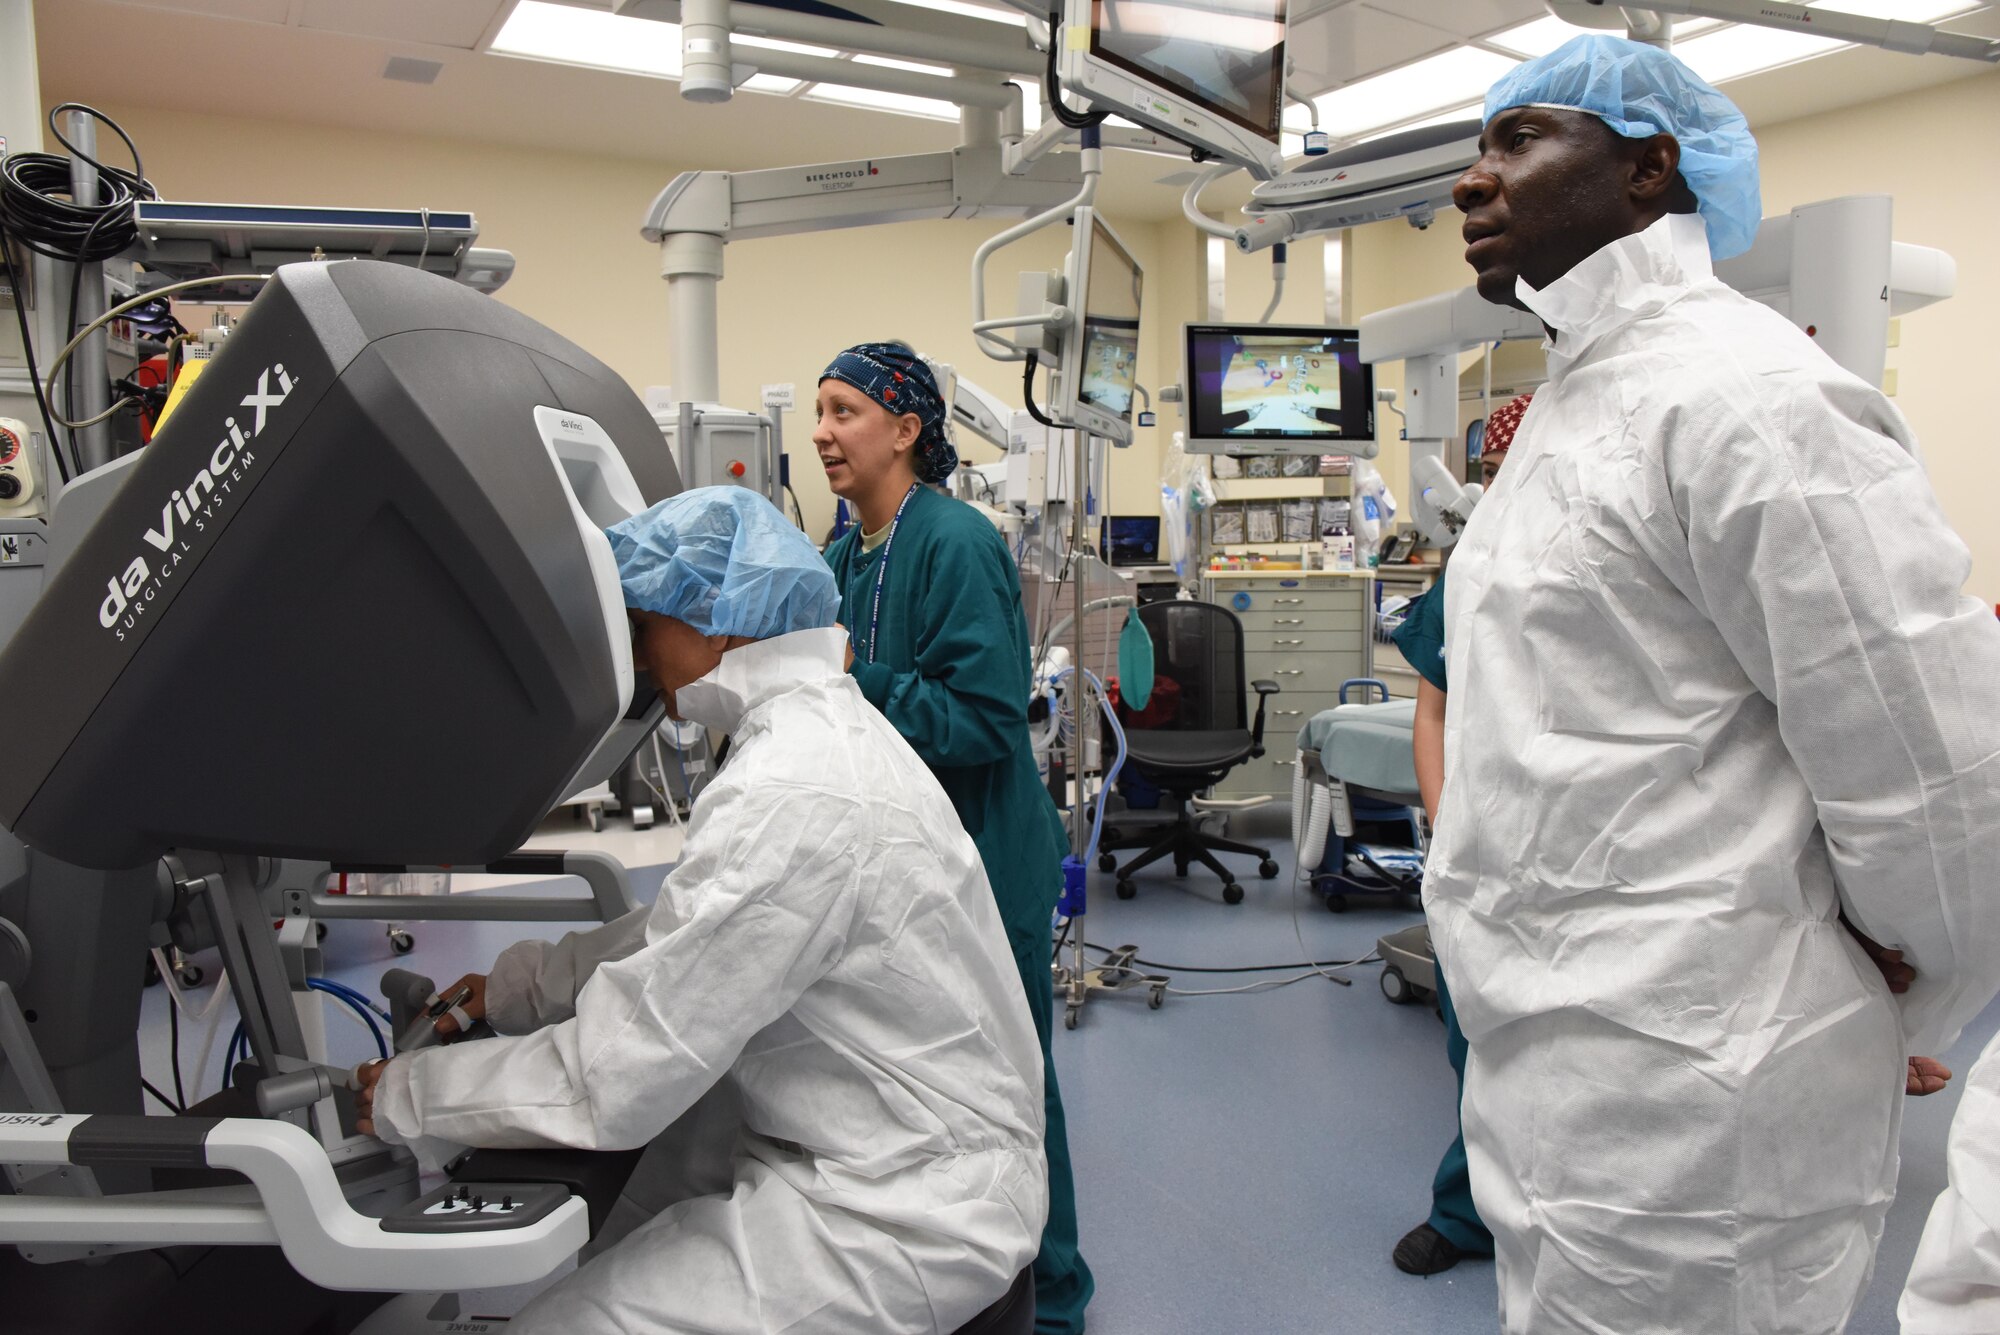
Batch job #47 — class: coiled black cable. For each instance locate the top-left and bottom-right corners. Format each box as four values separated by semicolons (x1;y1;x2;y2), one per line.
0;103;154;262
0;104;158;473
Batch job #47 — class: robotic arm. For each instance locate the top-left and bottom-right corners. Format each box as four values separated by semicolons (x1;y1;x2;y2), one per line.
1409;454;1483;548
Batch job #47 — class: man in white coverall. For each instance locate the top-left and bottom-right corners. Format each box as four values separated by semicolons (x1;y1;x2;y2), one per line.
1429;34;2000;1334
352;486;1048;1334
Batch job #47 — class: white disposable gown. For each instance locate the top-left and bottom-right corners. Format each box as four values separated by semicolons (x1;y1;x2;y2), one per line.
370;627;1048;1334
1430;213;2000;1334
1900;1028;2000;1331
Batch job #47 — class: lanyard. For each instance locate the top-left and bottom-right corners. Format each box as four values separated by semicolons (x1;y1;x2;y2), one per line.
862;483;921;665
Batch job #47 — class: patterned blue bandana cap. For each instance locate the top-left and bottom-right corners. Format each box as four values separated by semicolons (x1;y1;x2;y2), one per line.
819;342;958;485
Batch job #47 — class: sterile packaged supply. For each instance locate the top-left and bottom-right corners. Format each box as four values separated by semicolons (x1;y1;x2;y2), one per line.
1319;498;1351;533
1282;500;1318;543
1211;505;1246;545
1318;455;1352;476
1245;504;1280;545
1281;455;1317;478
329;869;451;897
1211;454;1243;479
1245;455;1281;480
1350;461;1399;559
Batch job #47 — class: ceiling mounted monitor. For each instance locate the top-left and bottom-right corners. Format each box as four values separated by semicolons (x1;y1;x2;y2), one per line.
1057;0;1287;179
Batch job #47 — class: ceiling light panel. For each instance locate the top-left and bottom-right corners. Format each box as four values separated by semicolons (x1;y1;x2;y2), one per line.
852;52;954;73
1300;45;1519;137
871;0;1022;23
492;1;683;78
493;2;815;95
804;84;961;120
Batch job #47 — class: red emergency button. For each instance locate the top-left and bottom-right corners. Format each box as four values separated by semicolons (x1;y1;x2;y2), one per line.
728;461;746;478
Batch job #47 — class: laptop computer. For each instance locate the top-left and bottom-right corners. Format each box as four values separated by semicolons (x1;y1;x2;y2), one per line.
1103;515;1163;567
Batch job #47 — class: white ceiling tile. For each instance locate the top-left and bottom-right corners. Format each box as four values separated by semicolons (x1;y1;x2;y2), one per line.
1353;0;1543;41
105;0;298;21
1284;5;1454;90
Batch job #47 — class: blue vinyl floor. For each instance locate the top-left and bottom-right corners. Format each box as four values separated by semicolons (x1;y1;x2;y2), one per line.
134;804;2000;1334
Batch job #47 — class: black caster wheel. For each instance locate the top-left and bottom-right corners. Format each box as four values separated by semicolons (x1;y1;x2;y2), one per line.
315;922;328;943
1258;858;1280;880
1098;853;1118;873
1064;1008;1080;1030
389;930;416;955
176;964;205;988
1148;985;1165;1010
1115;880;1137;900
1380;965;1413;1005
588;807;605;833
1222;882;1245;905
1325;893;1349;913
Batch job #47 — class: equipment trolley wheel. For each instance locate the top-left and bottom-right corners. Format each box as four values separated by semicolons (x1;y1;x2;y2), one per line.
1222;882;1245;905
389;929;416;955
1324;892;1348;913
1064;1007;1080;1030
1148;984;1165;1009
1380;965;1415;1005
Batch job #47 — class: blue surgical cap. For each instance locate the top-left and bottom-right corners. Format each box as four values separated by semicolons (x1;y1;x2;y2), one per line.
606;486;839;639
1483;35;1761;261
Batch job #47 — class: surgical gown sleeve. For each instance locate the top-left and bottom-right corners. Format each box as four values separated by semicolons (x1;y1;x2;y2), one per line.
849;524;1027;769
369;778;864;1152
483;906;653;1035
1669;378;2000;1054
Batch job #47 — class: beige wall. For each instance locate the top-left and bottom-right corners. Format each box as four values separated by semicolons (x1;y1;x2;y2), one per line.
1754;71;2000;604
46;99;1190;540
1325;69;2000;602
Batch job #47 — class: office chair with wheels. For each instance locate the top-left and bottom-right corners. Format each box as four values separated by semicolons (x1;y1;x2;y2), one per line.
1099;600;1280;904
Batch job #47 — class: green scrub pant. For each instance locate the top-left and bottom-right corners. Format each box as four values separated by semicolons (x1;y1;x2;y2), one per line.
1425;967;1494;1255
1012;931;1094;1334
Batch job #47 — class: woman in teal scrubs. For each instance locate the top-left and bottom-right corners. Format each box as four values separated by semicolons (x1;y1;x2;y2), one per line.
815;342;1093;1334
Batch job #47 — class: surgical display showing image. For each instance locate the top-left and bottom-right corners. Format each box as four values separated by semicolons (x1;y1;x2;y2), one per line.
1078;327;1138;416
1214;334;1342;434
1183;324;1372;450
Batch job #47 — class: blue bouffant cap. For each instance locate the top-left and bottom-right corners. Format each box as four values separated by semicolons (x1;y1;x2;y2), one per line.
1484;35;1761;260
606;486;839;638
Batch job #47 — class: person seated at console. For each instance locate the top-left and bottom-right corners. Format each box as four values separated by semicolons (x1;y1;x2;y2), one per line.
353;486;1047;1334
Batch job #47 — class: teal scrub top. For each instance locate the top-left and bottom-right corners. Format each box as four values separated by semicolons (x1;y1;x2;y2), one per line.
824;486;1069;945
1390;569;1449;694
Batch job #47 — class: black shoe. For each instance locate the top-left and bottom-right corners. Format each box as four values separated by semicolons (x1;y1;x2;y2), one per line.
1393;1223;1464;1276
